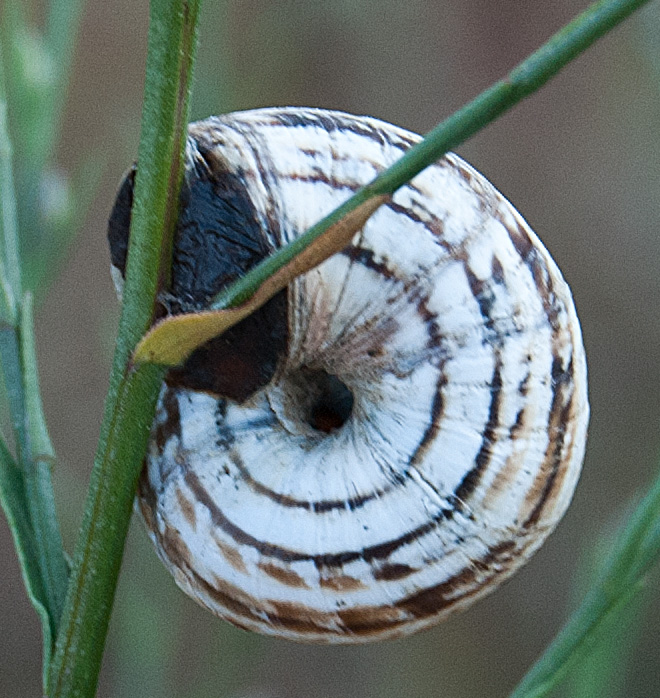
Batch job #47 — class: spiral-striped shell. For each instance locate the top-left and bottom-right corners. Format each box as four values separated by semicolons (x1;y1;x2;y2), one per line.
108;107;588;643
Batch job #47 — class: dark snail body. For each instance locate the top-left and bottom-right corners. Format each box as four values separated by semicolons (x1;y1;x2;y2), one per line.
109;107;588;643
108;147;288;401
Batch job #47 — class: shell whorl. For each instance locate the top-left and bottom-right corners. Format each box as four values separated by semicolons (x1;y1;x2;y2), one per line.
110;107;588;643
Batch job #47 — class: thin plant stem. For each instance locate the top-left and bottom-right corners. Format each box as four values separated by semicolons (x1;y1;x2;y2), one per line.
206;0;652;314
47;1;201;696
19;293;68;626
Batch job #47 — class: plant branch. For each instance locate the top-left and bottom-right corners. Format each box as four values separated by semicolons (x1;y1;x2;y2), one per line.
47;1;201;696
19;293;68;625
203;0;652;315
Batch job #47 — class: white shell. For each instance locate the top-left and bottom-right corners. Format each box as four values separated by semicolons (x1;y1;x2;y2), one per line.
133;107;588;643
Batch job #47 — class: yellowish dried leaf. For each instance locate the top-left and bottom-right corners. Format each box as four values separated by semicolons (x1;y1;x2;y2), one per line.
133;195;387;366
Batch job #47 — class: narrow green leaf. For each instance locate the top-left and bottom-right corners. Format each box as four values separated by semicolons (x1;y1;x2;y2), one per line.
19;293;68;627
0;44;20;321
20;293;54;459
0;434;53;689
509;467;660;698
566;541;643;698
0;321;28;458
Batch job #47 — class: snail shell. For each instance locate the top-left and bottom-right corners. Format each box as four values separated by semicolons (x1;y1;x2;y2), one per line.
108;107;588;643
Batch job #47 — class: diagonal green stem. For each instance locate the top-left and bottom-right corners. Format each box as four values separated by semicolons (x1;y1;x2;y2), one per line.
47;1;201;696
509;465;660;698
209;0;652;313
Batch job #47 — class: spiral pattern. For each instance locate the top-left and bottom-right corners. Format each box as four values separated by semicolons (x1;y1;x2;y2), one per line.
114;108;588;642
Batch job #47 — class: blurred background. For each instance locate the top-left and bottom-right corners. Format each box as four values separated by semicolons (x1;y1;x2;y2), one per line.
2;1;660;696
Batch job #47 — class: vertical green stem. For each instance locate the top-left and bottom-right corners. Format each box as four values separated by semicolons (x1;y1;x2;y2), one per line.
47;2;202;696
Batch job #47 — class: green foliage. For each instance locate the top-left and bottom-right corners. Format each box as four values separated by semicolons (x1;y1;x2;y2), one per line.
0;0;658;696
509;466;660;697
0;38;68;689
1;0;88;298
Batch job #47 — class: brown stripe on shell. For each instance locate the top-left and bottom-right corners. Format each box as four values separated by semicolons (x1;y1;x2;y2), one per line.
175;487;197;531
336;605;410;636
384;200;450;252
154;388;182;454
464;264;497;336
179;539;534;640
319;574;366;592
395;540;518;619
185;468;457;566
491;255;505;285
258;562;309;589
285;170;364;193
264;109;415;151
341;244;398;281
186;566;347;638
192;541;528;640
137;468;158;532
190;570;272;630
268;600;346;635
409;370;447;466
503;212;535;263
528;248;563;333
159;523;195;573
213;537;248;574
452;354;504;505
227;449;384;513
521;356;578;528
373;563;418;582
